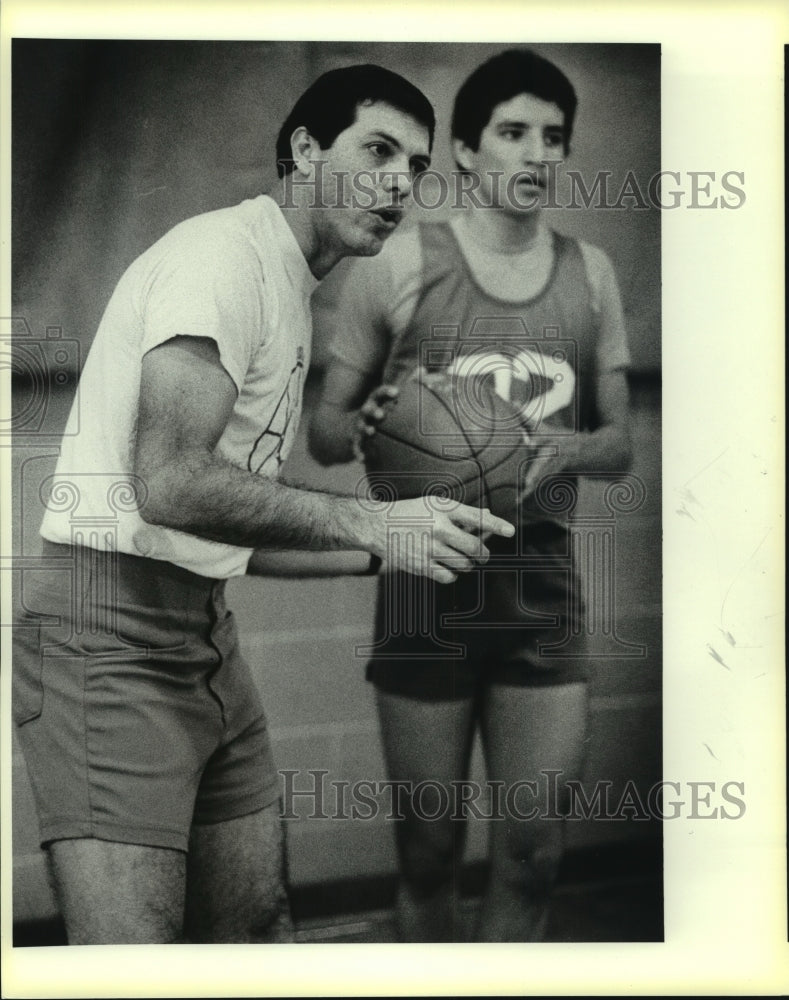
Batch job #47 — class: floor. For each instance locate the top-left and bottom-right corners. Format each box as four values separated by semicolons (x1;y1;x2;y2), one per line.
14;848;663;946
294;874;663;944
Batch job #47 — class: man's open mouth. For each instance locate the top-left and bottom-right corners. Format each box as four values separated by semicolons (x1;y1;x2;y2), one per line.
371;207;402;226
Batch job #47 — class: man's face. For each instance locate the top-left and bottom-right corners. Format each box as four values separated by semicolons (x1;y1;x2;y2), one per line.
311;101;431;257
455;93;565;213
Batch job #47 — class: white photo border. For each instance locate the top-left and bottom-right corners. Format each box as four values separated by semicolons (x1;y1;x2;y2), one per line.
0;0;785;996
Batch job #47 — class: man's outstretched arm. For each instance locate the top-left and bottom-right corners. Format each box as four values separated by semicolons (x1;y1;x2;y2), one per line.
134;336;513;583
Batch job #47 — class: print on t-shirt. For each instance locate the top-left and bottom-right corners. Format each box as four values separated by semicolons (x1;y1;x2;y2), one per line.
247;349;305;475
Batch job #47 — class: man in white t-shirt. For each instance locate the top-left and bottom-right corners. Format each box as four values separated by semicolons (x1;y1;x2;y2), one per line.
310;50;634;941
14;63;514;945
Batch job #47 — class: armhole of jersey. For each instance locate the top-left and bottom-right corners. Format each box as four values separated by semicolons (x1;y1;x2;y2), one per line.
383;225;425;341
578;241;633;375
577;240;605;316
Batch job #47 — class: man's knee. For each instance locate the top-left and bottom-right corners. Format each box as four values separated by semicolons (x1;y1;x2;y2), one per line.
493;824;565;895
396;821;459;891
234;866;293;943
247;884;294;943
185;805;294;943
188;874;293;943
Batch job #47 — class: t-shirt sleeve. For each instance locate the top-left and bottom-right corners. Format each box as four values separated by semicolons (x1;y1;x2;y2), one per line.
323;228;422;379
139;225;264;393
580;242;632;374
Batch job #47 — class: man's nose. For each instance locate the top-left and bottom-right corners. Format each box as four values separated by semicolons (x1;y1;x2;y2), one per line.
521;132;546;163
382;162;413;199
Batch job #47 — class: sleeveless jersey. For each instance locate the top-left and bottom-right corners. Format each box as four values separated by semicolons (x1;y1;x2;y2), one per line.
366;223;603;665
382;223;600;438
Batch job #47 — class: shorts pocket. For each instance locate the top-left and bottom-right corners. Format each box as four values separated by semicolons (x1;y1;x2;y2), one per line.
12;623;44;725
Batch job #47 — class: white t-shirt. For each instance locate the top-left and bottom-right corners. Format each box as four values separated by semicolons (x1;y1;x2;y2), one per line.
41;195;319;578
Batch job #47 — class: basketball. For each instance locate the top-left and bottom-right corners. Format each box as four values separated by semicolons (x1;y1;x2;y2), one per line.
363;369;533;521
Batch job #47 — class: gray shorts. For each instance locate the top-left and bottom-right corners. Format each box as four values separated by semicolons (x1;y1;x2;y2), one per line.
13;541;279;852
367;521;588;699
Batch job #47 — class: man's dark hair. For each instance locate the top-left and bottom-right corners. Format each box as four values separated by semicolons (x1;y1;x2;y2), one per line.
276;64;435;177
451;49;577;156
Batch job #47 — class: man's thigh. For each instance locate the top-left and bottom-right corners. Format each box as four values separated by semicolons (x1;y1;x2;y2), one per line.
49;802;292;944
185;801;293;943
48;838;187;944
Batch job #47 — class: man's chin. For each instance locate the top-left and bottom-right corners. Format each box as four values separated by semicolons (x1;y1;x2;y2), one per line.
351;231;389;257
501;195;543;216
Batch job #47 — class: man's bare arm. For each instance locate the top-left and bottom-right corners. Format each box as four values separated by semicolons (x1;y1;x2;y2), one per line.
309;359;397;466
134;337;514;583
247;549;375;577
521;367;633;497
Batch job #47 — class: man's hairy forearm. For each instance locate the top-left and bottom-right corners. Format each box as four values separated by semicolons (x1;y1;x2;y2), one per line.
139;449;376;552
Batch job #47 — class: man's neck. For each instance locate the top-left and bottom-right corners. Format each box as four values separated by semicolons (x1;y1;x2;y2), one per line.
462;205;543;254
269;178;339;280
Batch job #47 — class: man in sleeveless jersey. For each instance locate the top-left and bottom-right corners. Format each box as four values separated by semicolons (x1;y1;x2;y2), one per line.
13;64;515;945
310;50;633;941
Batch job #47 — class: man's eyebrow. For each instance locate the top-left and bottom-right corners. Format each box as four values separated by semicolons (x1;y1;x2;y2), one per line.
495;118;564;130
364;130;402;148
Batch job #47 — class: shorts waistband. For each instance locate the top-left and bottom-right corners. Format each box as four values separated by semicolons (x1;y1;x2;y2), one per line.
39;539;224;605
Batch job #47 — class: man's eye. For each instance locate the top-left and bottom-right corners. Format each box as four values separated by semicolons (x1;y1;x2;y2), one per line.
368;142;391;158
544;132;564;149
500;128;523;140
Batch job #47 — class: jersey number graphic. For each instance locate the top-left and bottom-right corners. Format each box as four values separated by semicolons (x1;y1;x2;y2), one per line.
449;347;575;429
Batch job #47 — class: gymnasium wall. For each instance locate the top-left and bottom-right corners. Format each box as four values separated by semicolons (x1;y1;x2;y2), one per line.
12;39;661;371
11;40;662;928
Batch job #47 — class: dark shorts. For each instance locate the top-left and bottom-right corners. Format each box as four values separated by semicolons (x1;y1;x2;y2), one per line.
367;522;588;700
13;541;279;852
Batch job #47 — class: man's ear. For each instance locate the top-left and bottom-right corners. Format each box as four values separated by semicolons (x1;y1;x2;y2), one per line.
290;126;321;178
452;138;476;172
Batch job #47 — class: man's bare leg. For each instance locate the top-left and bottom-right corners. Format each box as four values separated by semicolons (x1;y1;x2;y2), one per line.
477;681;589;942
185;801;293;943
48;838;187;944
375;690;476;942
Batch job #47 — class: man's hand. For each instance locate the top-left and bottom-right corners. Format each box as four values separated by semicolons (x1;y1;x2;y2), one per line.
351;384;399;460
370;497;515;584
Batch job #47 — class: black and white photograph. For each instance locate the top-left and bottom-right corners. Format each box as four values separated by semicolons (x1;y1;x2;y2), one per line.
1;1;785;996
